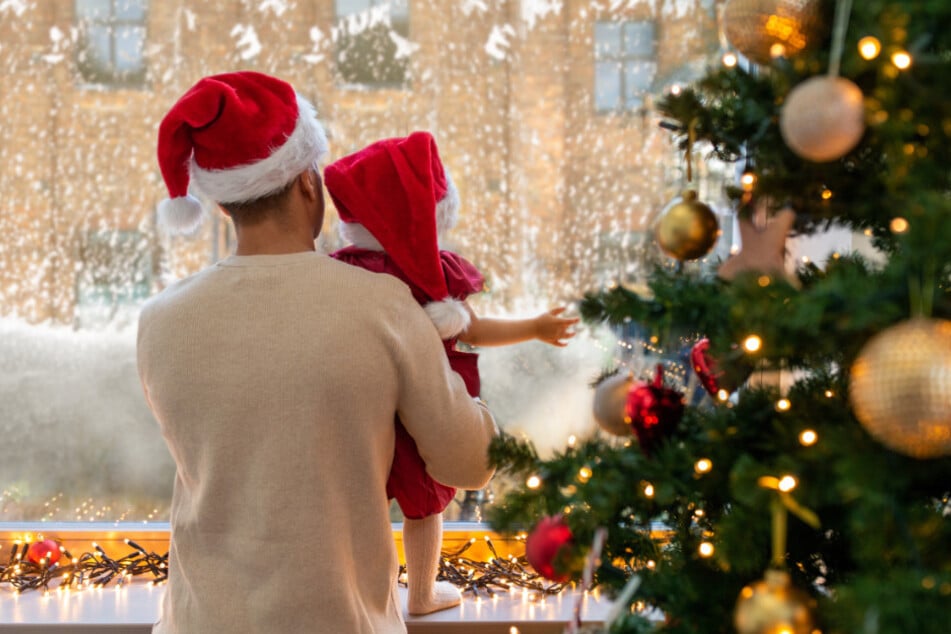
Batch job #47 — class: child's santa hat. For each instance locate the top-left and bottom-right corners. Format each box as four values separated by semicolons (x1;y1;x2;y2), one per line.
156;71;329;234
325;131;468;339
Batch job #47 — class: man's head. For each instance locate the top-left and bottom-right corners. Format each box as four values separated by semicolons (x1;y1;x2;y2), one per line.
156;71;328;235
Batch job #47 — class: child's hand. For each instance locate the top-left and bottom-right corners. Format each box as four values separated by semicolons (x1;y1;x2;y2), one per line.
535;307;579;347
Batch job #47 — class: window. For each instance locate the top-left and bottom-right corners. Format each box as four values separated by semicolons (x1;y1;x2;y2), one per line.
334;0;410;88
75;230;153;328
594;20;657;112
75;0;148;87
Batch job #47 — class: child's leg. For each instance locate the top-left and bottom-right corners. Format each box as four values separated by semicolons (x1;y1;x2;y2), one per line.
403;513;461;615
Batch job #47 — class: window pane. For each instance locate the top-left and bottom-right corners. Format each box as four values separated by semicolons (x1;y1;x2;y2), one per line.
335;0;371;16
624;21;655;57
594;61;620;111
625;60;656;94
594;22;621;59
76;0;111;21
114;25;146;72
115;0;148;21
78;23;113;72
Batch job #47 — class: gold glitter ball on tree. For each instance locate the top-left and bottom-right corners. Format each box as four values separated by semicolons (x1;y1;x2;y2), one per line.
722;0;823;65
849;318;951;459
734;569;816;634
653;190;720;261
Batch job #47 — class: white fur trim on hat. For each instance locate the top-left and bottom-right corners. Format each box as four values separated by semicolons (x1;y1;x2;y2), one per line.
190;95;329;204
424;297;471;339
435;172;460;235
338;222;383;250
157;194;204;235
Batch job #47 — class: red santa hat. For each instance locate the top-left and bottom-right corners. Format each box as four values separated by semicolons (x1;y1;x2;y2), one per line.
156;71;329;234
325;131;468;338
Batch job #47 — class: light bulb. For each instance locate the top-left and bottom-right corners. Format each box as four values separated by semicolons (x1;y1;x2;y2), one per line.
858;36;881;60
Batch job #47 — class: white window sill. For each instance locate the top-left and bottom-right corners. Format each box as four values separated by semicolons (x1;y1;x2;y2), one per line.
0;523;613;632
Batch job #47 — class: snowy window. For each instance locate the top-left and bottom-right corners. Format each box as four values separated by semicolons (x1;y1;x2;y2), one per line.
75;0;149;87
594;20;657;113
75;230;153;329
334;0;410;88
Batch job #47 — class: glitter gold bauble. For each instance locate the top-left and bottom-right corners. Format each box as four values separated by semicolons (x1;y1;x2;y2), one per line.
849;318;951;459
654;190;720;261
780;75;866;162
593;372;635;437
734;569;816;634
722;0;823;65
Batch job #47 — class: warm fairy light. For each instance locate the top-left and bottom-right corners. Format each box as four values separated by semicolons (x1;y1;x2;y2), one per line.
801;256;811;264
743;335;762;353
722;51;738;67
891;50;912;69
778;475;798;492
776;398;791;412
730;244;740;255
567;434;577;448
825;390;835;397
510;627;521;634
821;187;833;200
758;275;771;287
890;217;909;234
740;171;757;191
694;509;705;518
577;466;593;483
769;43;786;58
864;228;874;237
646;560;656;569
698;542;715;557
670;84;682;96
643;482;655;498
858;36;881;60
717;389;730;401
694;458;713;474
799;429;818;446
526;475;541;489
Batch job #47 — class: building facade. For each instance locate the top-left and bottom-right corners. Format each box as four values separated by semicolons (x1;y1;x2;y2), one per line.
0;0;726;326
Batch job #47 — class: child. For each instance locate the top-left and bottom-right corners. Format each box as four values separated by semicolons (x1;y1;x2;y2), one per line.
325;131;577;615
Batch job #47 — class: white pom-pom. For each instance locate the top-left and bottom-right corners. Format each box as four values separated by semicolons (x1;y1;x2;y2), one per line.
424;298;471;339
157;195;204;235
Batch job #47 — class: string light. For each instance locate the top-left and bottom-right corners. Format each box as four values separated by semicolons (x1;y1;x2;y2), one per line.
769;43;786;59
799;429;818;446
698;542;715;557
776;398;791;412
778;476;798;492
742;335;762;353
717;389;730;401
694;458;713;475
740;171;757;191
577;466;593;484
643;482;655;498
669;84;682;96
758;275;772;287
858;36;881;60
891;50;912;69
821;187;833;200
890;217;909;234
722;52;738;67
526;475;542;489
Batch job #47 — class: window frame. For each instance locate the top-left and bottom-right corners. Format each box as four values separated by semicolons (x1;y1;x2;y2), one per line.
74;0;150;89
593;19;658;114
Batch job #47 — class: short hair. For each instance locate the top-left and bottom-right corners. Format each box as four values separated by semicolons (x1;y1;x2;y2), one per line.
218;178;296;226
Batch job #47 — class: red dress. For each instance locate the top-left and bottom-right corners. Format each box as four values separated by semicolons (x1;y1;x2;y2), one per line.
330;246;485;519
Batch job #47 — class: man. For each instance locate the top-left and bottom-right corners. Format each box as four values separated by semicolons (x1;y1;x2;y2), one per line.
137;71;498;633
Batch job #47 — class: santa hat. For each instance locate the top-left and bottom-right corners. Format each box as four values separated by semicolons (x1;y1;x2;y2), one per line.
156;71;329;234
325;131;468;338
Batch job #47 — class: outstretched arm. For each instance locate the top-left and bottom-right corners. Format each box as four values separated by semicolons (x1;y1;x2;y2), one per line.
458;306;579;348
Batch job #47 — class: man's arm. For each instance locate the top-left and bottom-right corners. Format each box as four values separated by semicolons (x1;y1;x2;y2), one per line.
392;297;498;491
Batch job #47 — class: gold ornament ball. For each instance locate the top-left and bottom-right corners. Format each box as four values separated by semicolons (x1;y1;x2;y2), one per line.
654;190;720;261
722;0;823;65
734;570;816;634
849;318;951;459
780;76;866;162
593;372;635;437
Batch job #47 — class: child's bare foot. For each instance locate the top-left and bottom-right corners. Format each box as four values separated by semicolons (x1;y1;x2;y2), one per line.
407;580;462;615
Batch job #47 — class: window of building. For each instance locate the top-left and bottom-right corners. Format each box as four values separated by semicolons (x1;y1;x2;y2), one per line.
594;20;657;112
75;230;153;328
334;0;410;88
75;0;149;87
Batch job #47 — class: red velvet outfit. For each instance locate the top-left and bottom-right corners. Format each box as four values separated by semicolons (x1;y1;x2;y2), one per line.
331;246;484;519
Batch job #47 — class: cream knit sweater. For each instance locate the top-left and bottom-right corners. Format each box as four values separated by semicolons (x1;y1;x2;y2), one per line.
137;252;497;633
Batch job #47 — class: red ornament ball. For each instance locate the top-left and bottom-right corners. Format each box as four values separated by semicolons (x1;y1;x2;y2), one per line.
26;539;61;565
625;365;684;454
526;515;575;582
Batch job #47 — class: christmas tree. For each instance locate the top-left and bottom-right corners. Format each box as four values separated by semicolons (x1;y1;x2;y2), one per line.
487;1;951;632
